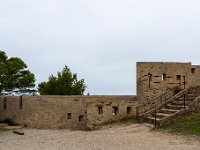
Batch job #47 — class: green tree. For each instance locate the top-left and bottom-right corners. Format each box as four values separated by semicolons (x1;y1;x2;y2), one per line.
0;50;36;95
38;66;86;95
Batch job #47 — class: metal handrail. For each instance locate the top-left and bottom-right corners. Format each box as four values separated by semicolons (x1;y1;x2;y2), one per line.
137;90;173;115
140;89;187;118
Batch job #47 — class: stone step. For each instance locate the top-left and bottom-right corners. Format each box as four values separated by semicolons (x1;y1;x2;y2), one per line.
0;123;8;128
147;117;162;123
159;108;179;114
187;93;194;96
4;126;24;130
178;97;195;101
155;113;170;118
158;108;187;127
166;104;188;110
171;100;191;105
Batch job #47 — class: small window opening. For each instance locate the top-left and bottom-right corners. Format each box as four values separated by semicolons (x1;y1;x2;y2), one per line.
176;75;181;80
148;73;153;88
127;107;132;114
3;97;7;110
162;74;166;81
98;106;103;114
67;113;72;119
79;115;84;122
112;107;119;115
191;68;196;73
19;96;23;109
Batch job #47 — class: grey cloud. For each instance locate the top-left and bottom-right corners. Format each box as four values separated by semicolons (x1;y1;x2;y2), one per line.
1;0;200;94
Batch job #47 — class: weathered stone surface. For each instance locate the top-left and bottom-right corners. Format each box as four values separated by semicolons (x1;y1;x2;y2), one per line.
0;96;137;130
137;62;200;102
2;62;200;130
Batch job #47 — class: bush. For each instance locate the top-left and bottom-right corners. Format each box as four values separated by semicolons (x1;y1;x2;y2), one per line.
172;86;182;94
2;118;18;126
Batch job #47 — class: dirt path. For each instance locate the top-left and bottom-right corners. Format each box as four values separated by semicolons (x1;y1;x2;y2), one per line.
0;124;199;150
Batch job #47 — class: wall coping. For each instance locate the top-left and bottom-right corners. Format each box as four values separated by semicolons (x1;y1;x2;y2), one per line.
0;95;137;99
137;62;191;64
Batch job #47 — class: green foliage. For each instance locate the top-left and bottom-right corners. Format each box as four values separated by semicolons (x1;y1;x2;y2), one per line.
38;66;86;95
0;50;36;95
172;86;182;94
84;127;93;131
1;118;18;126
162;113;200;136
0;128;8;132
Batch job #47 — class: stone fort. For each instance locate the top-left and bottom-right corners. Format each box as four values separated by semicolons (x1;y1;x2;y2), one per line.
1;62;200;129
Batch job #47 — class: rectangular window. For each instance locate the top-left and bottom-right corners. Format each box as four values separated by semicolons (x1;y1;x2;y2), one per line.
162;74;166;81
67;113;72;119
112;107;118;115
127;107;132;114
98;106;103;114
176;75;181;80
19;96;23;109
3;97;7;110
191;68;196;73
79;115;83;122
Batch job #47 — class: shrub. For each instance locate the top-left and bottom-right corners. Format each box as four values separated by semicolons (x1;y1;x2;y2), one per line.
172;86;182;94
3;118;18;126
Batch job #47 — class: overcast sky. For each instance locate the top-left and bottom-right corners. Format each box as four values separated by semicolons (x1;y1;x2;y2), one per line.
1;0;200;95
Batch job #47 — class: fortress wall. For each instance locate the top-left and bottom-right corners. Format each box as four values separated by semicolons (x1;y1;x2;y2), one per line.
137;62;200;102
86;96;137;128
1;62;199;129
0;95;137;130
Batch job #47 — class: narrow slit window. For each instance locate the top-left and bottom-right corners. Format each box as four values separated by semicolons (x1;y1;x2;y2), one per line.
127;107;132;114
148;73;153;81
19;96;23;109
79;115;83;122
176;75;181;80
112;107;119;115
67;113;72;119
98;106;103;114
162;74;166;81
3;97;7;110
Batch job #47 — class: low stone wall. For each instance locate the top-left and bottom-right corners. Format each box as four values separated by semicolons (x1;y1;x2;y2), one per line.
0;96;87;129
0;95;137;130
86;96;137;128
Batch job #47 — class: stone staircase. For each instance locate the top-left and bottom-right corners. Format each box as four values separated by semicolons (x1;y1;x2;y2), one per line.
137;89;197;127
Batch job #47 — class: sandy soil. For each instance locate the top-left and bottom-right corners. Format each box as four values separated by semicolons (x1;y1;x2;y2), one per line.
0;123;199;150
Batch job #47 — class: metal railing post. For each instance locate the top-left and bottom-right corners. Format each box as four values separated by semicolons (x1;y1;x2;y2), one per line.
183;76;186;89
136;107;138;121
183;76;186;109
148;75;151;89
184;94;186;109
154;110;157;129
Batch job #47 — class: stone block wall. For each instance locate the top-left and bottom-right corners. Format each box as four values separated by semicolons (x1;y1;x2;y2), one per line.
86;96;137;128
0;96;87;129
137;62;200;102
2;62;199;129
0;95;137;130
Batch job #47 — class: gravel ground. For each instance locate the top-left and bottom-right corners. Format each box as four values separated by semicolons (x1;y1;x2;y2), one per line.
0;123;199;150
